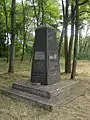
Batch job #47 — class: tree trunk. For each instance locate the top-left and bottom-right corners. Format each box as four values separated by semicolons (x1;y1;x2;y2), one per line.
71;0;79;79
37;0;41;26
64;0;69;73
21;0;26;61
8;0;16;73
41;0;44;25
32;0;40;27
68;3;75;73
3;0;9;62
58;29;63;60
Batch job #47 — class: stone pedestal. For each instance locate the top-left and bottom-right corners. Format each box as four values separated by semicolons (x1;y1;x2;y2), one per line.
0;80;85;111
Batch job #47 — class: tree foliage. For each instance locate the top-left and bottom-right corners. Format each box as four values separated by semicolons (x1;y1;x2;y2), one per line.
0;0;90;79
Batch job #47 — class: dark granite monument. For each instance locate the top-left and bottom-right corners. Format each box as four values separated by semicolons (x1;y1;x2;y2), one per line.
31;25;60;85
0;25;85;111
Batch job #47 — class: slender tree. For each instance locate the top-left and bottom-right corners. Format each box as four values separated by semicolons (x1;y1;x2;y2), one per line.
71;0;79;79
71;0;89;79
58;0;64;60
68;2;75;73
21;0;26;61
8;0;16;73
58;29;63;60
41;0;44;25
2;0;9;62
64;0;69;73
32;0;41;27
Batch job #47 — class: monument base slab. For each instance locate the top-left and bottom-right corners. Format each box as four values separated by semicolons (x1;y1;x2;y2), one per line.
0;80;85;111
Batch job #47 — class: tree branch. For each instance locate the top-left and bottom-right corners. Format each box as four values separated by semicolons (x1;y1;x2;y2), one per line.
78;0;88;6
62;0;65;21
80;10;90;14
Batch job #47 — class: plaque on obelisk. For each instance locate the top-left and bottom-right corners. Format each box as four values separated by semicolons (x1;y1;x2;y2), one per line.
31;25;60;85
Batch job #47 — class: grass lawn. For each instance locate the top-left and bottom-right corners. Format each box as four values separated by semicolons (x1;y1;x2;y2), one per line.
0;58;90;120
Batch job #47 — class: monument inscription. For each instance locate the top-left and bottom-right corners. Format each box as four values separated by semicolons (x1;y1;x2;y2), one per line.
35;52;45;60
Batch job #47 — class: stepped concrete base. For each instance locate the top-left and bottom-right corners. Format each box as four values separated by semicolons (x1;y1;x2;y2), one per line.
0;80;85;111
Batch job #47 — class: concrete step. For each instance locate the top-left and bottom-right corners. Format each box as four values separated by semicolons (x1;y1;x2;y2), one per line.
0;87;58;111
0;80;86;111
12;80;82;99
0;86;85;111
12;82;51;99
